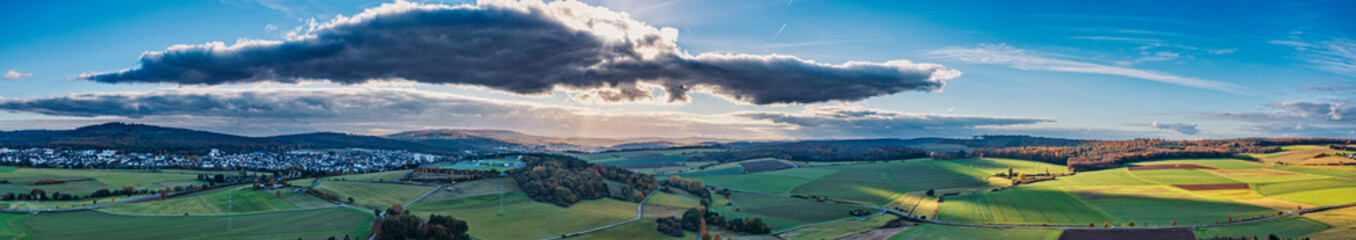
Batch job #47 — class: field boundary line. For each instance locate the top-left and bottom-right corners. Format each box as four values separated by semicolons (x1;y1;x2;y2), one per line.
92;205;343;217
1057;187;1116;225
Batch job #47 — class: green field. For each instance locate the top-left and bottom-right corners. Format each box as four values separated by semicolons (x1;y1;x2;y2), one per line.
17;207;373;239
1270;166;1356;177
777;214;895;240
1209;169;1331;183
674;166;745;178
572;219;683;240
937;158;1071;176
1129;169;1242;185
695;168;835;194
645;191;701;209
717;191;861;230
1271;187;1356;206
789;161;992;205
408;198;638;239
0;167;213;196
313;181;433;210
1195;216;1331;239
289;178;316;187
1022;169;1158;188
890;224;1062;240
417;178;519;203
937;188;1110;225
1130;159;1266;170
327;170;411;181
1067;185;1274;225
101;186;335;214
1255;178;1356;196
1;213;32;239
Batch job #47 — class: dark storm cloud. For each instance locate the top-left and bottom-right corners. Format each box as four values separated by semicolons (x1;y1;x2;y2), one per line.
736;105;1051;138
79;1;959;105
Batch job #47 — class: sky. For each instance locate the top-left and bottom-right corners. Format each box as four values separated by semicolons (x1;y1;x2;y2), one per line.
1;0;1354;140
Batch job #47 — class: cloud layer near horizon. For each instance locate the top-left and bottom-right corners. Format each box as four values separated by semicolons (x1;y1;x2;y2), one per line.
738;105;1051;138
1210;99;1355;137
79;1;959;105
0;88;769;138
0;88;1067;139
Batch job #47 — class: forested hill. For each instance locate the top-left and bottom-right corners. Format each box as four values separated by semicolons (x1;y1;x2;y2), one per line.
0;122;517;155
0;122;273;153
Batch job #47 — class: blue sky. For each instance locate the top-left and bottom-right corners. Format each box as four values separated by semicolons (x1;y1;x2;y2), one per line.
1;0;1354;139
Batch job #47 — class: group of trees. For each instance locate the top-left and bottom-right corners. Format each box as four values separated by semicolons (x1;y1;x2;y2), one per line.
690;142;928;163
26;179;68;185
373;204;470;240
1330;144;1356;151
849;208;871;217
510;154;657;206
307;188;350;204
664;176;706;193
196;174;229;183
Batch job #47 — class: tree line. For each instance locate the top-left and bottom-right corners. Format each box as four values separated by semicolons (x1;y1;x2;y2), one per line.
931;138;1353;171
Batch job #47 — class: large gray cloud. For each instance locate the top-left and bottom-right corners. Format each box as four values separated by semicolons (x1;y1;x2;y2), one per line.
79;1;959;105
737;105;1052;138
1208;99;1355;137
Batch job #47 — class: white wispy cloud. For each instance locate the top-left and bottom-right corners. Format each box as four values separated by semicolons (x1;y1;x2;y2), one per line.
928;44;1245;94
1272;37;1356;76
3;69;33;80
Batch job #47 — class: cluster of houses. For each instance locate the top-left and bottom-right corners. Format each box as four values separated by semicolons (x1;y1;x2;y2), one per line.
0;147;451;173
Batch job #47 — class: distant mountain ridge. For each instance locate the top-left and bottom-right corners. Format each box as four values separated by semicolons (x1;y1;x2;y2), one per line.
0;123;733;155
0;123;1099;155
385;129;732;151
0;123;512;155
